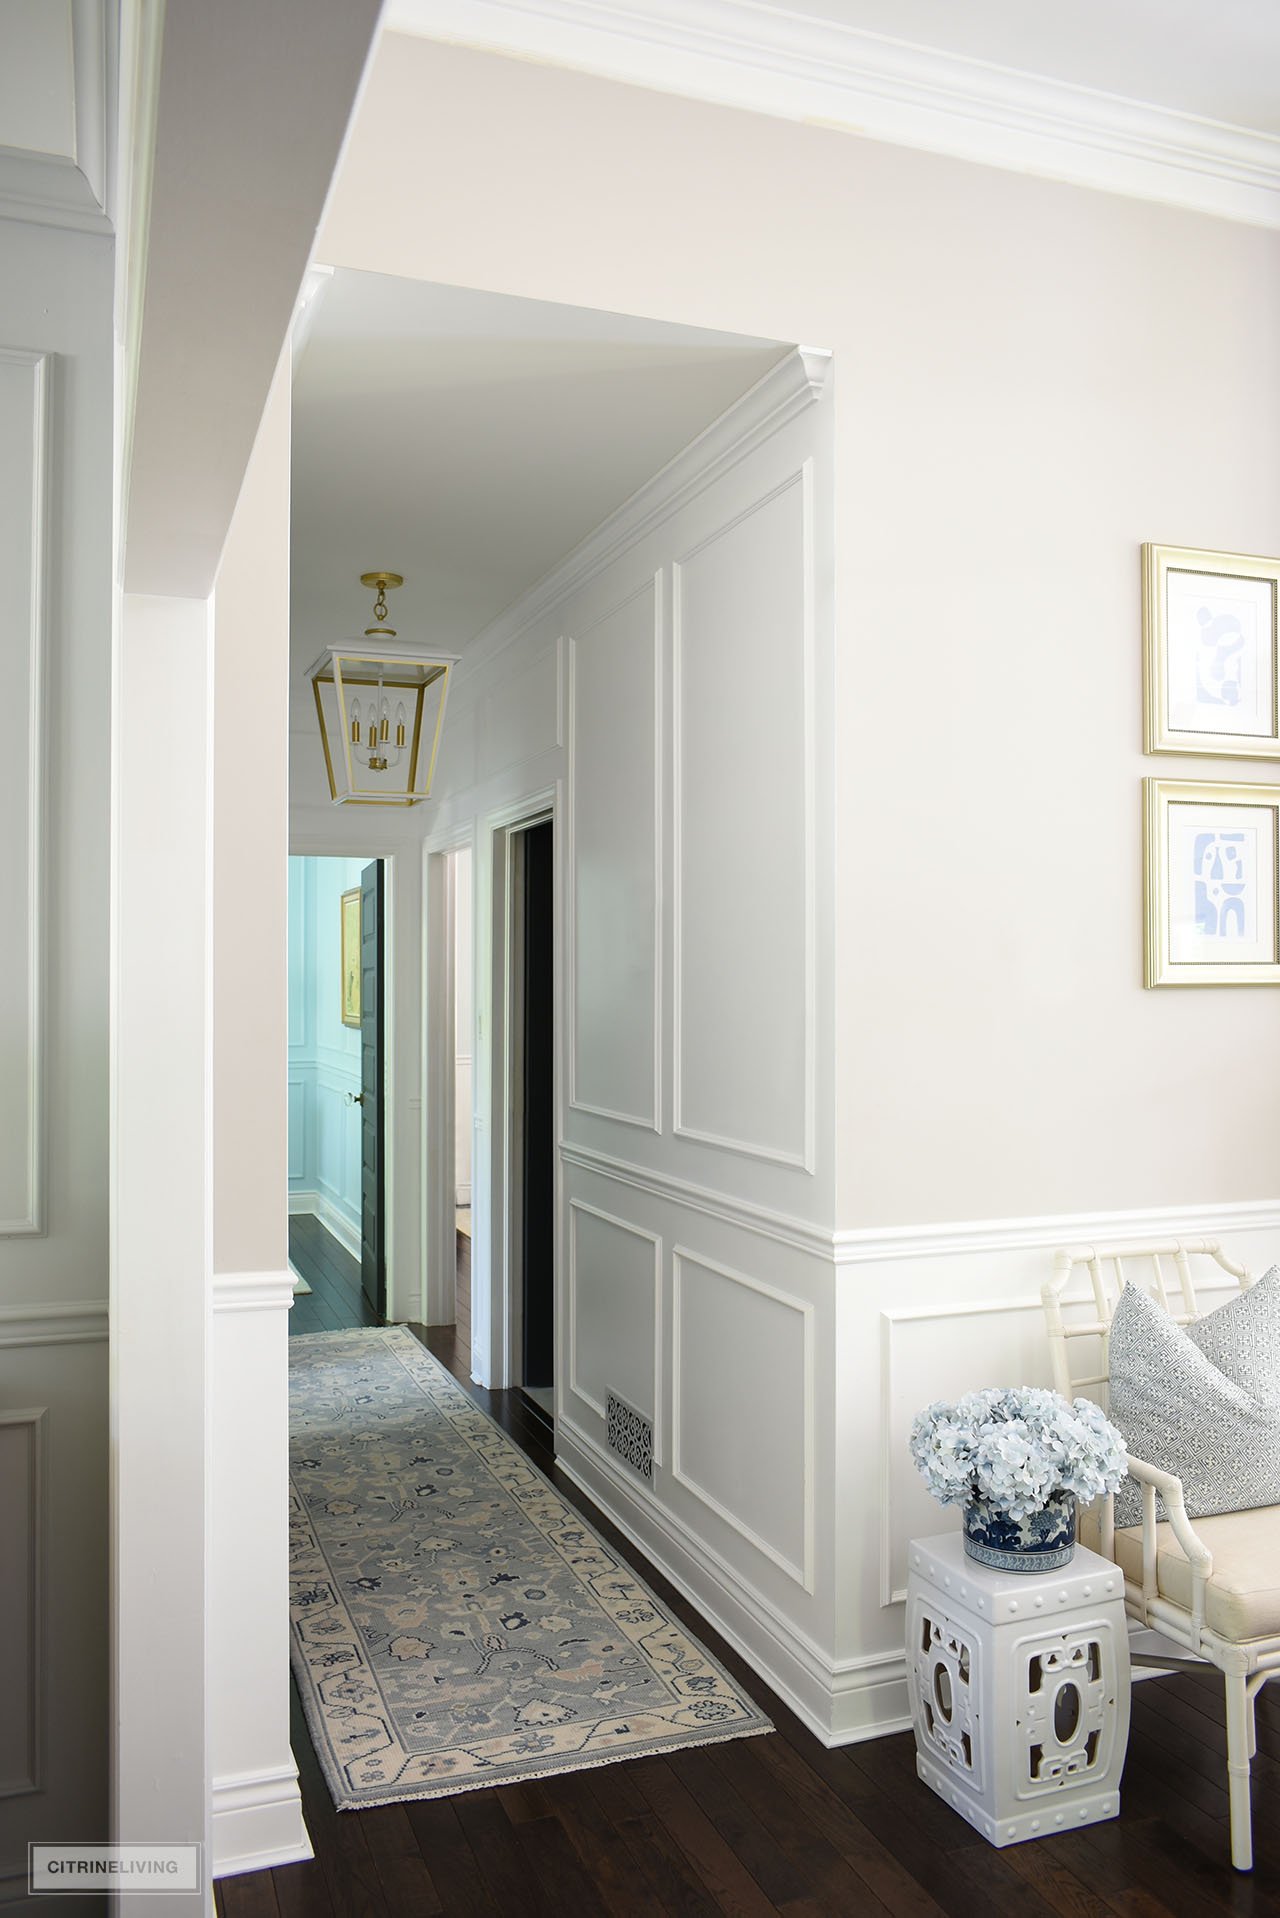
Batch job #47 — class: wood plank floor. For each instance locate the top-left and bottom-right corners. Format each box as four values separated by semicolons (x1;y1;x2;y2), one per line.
221;1260;1280;1916
288;1213;380;1336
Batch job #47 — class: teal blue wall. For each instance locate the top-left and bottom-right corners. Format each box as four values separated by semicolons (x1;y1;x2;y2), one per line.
288;856;366;1240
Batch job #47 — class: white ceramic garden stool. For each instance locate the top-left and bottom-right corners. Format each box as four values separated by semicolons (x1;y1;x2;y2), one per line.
906;1532;1131;1848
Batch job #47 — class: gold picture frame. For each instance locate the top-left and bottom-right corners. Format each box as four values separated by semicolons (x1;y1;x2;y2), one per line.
1143;543;1280;759
1143;778;1280;987
340;887;362;1028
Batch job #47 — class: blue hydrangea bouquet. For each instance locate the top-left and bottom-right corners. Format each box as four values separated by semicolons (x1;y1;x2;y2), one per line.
909;1386;1127;1571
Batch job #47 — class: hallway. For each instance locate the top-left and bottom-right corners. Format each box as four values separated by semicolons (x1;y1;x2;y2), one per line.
215;1279;1280;1917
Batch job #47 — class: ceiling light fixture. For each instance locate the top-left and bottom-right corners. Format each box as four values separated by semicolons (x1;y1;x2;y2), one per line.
307;571;458;805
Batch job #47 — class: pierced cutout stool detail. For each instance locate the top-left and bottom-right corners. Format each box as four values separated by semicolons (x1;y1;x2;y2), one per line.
907;1533;1130;1846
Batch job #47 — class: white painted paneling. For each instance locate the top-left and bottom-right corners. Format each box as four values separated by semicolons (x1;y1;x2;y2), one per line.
672;1249;814;1590
0;3;75;159
0;349;48;1237
286;1081;307;1184
0;1410;42;1797
568;1201;660;1430
569;579;661;1129
674;472;812;1170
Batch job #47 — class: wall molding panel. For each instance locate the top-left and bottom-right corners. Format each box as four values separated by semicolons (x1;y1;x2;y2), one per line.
0;1;113;233
566;1199;662;1447
672;465;815;1173
671;1248;815;1592
387;0;1280;229
566;574;663;1132
0;348;49;1237
0;1409;45;1798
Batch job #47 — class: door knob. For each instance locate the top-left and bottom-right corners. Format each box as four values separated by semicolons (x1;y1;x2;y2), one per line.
345;1091;365;1106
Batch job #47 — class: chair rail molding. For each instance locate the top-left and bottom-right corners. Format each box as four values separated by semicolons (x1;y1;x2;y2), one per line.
386;0;1280;229
210;1270;296;1314
0;1303;108;1349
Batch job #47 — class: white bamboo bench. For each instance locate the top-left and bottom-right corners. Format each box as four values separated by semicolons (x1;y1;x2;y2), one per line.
1043;1240;1280;1872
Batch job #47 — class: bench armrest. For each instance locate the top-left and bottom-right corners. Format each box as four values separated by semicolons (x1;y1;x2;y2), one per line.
1124;1452;1213;1641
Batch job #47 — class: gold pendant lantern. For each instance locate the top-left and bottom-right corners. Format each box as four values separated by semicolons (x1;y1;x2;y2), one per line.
307;572;458;806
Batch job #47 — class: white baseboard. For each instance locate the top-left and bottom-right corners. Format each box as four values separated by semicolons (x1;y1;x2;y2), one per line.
212;1763;312;1878
456;1182;471;1206
288;1190;361;1262
556;1416;910;1747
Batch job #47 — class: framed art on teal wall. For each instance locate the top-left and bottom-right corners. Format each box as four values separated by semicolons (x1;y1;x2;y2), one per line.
340;887;362;1028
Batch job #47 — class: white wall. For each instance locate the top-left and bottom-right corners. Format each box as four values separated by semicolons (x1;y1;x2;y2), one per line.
208;366;310;1878
0;212;112;1906
288;855;366;1252
311;33;1280;1745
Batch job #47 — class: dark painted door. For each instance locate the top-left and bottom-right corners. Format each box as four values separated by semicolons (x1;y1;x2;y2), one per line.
360;859;385;1318
521;821;554;1389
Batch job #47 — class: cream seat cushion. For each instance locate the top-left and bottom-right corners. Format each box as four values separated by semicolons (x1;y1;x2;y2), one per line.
1113;1506;1280;1641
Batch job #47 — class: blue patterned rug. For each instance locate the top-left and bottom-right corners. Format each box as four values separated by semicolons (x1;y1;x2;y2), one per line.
288;1327;771;1808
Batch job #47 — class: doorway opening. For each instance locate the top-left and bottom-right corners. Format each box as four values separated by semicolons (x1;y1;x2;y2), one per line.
507;817;555;1423
286;853;387;1329
451;843;473;1368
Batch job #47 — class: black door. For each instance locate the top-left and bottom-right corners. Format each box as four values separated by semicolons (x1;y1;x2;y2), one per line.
521;821;554;1389
360;859;385;1318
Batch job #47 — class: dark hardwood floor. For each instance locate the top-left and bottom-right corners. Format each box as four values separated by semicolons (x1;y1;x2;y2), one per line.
221;1243;1280;1916
288;1213;380;1335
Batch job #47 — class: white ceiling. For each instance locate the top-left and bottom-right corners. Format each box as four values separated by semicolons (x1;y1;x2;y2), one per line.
739;0;1280;134
290;272;786;668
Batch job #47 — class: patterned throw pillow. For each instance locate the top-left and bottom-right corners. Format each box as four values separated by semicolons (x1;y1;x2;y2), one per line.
1108;1267;1280;1528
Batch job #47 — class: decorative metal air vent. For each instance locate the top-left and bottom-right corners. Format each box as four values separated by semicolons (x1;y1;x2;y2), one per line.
606;1392;653;1481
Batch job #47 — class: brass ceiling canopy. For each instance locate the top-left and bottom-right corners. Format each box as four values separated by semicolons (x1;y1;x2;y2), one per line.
359;570;404;638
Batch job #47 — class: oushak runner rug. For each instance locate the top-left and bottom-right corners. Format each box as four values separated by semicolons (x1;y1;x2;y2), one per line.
288;1326;771;1808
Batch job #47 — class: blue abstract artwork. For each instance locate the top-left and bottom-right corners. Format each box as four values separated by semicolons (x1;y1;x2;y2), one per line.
1193;830;1249;939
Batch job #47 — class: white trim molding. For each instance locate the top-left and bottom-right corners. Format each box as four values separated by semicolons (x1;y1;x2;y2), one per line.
387;0;1280;229
834;1195;1280;1266
287;1191;362;1262
0;1303;108;1349
212;1762;312;1879
211;1270;297;1315
0;0;114;233
566;1198;662;1450
557;1416;907;1745
0;348;50;1238
444;346;830;717
0;1409;45;1799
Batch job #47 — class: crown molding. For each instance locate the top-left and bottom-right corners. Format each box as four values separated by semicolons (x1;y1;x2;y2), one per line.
447;343;827;705
385;0;1280;229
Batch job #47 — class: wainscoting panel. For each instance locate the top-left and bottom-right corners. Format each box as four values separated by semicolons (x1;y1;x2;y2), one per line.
568;577;661;1130
672;1248;815;1591
286;1079;306;1184
673;470;813;1171
567;1200;660;1439
0;350;48;1236
0;1410;42;1797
